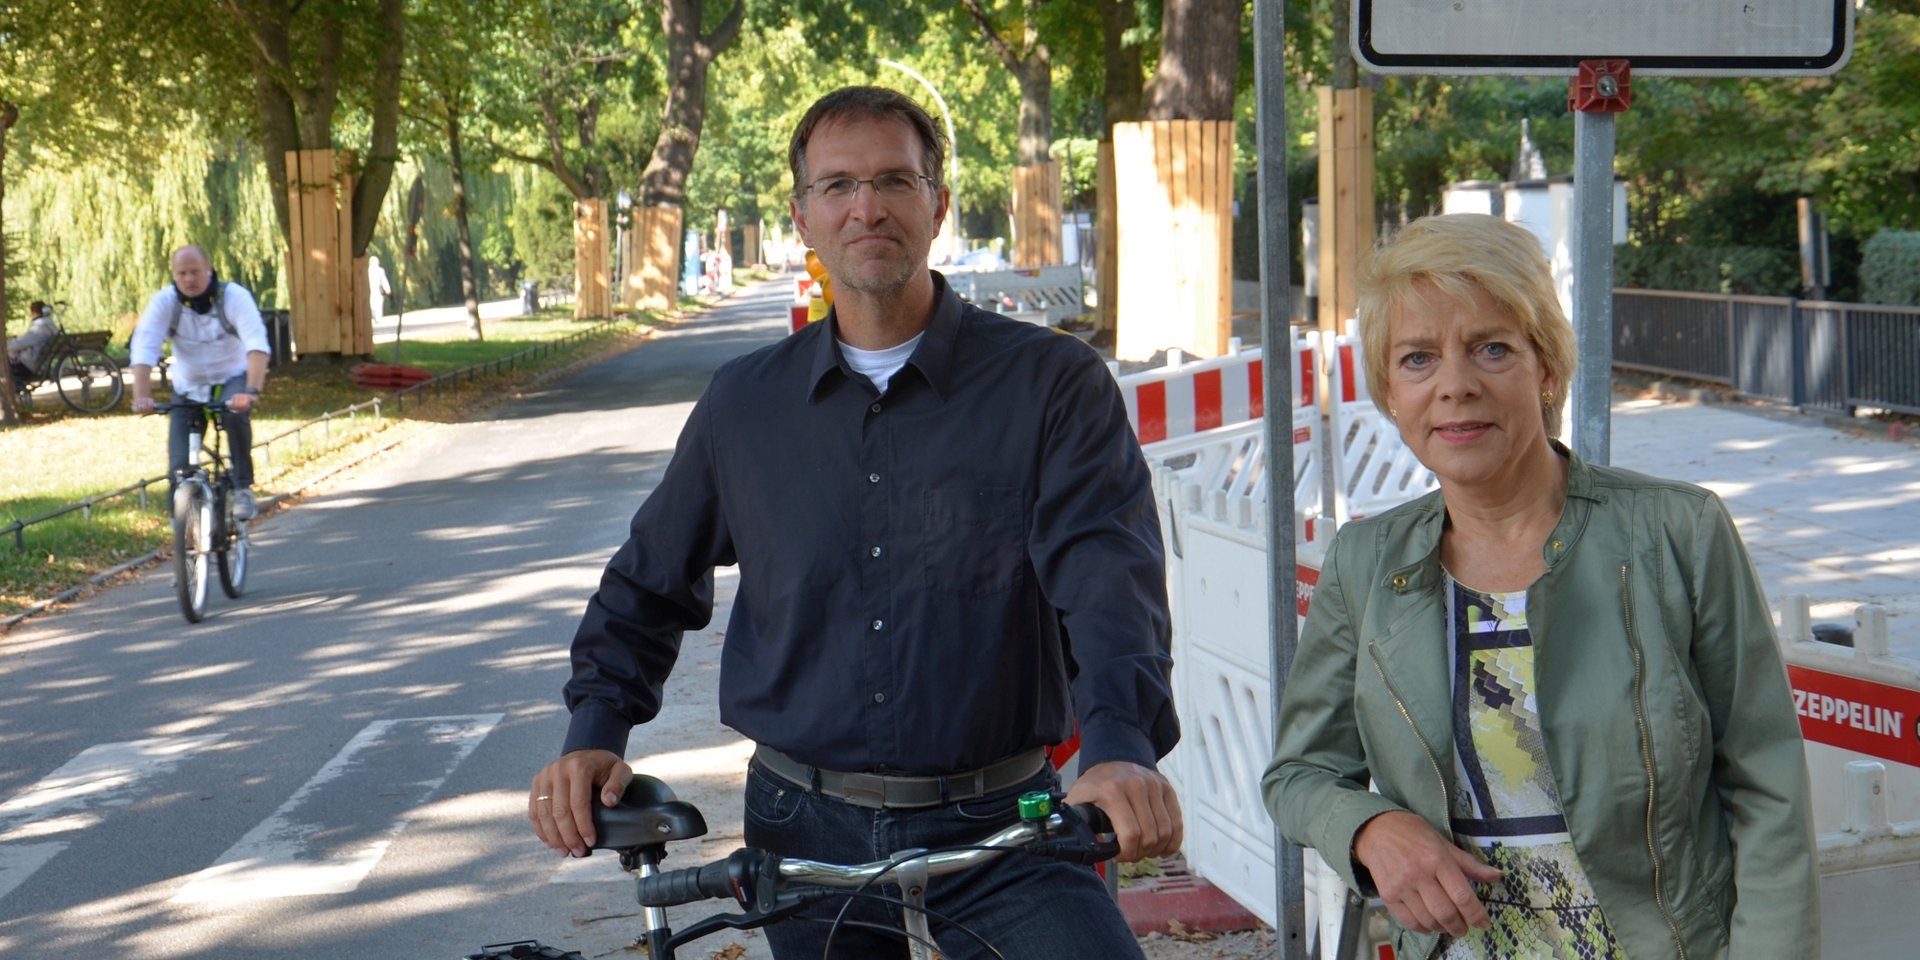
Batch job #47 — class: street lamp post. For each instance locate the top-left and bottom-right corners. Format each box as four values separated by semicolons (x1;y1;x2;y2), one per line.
876;57;963;263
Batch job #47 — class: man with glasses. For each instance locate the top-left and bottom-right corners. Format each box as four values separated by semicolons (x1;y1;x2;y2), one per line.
531;85;1181;959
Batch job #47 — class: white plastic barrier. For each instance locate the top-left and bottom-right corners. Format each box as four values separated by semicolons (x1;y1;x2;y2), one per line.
1779;598;1920;832
946;265;1085;324
1114;338;1314;446
1323;332;1439;522
1127;336;1920;948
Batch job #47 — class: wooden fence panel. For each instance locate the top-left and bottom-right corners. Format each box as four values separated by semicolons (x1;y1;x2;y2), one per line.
1096;140;1118;334
1316;87;1375;338
1114;120;1235;361
743;223;761;267
1011;161;1062;268
574;199;612;319
286;149;341;356
634;204;682;313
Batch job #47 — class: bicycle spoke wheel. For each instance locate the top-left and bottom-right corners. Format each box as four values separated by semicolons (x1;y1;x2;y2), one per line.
218;521;249;599
173;485;212;622
55;349;124;413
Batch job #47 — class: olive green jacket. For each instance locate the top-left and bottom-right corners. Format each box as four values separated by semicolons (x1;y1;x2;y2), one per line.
1262;448;1819;960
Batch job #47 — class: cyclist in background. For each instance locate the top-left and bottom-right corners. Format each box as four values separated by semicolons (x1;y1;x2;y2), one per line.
130;245;271;520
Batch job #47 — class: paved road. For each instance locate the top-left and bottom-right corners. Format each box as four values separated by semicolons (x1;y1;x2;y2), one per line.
6;276;1916;958
0;280;793;959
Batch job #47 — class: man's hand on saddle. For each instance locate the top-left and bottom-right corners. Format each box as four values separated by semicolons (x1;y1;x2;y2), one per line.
528;749;633;857
1061;760;1183;863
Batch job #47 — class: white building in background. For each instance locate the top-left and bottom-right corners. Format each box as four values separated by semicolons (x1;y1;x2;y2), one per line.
1442;175;1628;320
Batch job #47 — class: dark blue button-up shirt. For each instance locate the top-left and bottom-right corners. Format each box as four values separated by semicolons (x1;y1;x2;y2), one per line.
563;274;1177;775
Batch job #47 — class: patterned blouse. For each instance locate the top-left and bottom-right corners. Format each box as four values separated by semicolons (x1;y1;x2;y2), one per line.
1439;575;1627;960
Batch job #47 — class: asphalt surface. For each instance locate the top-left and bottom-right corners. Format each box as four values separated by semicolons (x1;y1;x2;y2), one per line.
0;281;793;959
4;276;1916;959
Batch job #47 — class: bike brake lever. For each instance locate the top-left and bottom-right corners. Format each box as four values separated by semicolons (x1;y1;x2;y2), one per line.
660;890;829;954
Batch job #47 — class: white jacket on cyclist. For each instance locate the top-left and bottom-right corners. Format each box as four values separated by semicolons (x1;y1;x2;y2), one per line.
130;281;271;402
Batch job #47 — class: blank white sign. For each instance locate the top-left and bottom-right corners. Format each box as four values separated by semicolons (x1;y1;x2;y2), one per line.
1355;0;1853;77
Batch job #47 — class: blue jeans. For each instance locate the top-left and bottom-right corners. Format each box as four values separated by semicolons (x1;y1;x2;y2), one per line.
169;374;254;489
741;760;1142;960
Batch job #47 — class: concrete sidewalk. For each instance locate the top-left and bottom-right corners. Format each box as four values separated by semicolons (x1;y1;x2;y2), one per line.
1606;394;1920;650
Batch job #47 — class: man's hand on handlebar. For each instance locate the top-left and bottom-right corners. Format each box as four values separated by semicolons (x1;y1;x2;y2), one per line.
1061;760;1183;863
226;391;255;414
529;748;633;857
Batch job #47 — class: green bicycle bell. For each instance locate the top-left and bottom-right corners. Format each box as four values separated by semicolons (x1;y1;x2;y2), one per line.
1017;791;1054;821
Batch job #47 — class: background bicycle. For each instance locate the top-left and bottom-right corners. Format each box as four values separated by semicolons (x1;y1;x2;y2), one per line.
155;399;251;622
8;302;125;414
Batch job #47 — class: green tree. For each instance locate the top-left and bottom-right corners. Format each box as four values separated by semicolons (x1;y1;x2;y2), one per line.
405;0;513;339
218;0;407;256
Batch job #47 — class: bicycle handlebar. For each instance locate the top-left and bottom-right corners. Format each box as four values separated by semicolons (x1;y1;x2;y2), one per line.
152;401;232;414
635;857;739;908
633;802;1117;909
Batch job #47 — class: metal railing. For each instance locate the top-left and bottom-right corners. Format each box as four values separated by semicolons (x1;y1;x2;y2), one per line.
1614;289;1920;416
5;317;638;553
390;315;629;411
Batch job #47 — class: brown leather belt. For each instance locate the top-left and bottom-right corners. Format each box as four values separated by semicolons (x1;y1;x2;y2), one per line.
752;745;1049;810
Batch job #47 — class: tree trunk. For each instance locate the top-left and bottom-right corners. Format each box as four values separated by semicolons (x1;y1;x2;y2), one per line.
1101;0;1143;128
1144;0;1241;120
350;0;405;256
963;0;1053;166
1331;0;1358;88
0;100;18;427
447;109;483;341
636;0;745;208
1012;54;1052;166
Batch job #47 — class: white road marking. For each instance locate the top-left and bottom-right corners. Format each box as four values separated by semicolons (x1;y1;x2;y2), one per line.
0;735;226;903
172;714;500;903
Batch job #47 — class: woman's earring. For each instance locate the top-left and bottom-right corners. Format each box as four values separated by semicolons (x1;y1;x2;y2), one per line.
1541;390;1553;408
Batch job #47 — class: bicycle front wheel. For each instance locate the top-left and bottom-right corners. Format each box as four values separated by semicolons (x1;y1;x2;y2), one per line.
218;518;249;599
174;484;212;622
55;349;124;413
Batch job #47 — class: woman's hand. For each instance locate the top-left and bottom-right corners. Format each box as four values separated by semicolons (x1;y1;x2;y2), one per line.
1353;810;1503;937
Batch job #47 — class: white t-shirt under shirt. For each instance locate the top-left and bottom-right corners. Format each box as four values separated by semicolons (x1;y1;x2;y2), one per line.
839;333;924;395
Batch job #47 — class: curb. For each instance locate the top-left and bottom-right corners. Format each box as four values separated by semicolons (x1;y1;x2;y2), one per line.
1118;858;1262;937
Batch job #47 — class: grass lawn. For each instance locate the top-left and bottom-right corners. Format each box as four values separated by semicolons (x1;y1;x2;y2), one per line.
2;303;667;616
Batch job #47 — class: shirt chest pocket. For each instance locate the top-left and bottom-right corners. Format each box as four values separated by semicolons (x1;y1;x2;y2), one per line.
921;487;1027;597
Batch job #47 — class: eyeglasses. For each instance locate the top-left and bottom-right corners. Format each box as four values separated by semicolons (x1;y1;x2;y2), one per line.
801;171;935;203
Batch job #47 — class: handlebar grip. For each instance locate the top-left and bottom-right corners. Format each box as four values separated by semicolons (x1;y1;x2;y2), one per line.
1070;802;1113;836
634;857;737;907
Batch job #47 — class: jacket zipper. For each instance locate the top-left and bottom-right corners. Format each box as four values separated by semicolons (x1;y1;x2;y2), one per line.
1369;642;1449;806
1623;563;1688;959
1368;642;1451;960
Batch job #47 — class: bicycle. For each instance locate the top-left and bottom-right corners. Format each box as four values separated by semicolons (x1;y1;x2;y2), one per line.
469;775;1120;960
154;399;252;622
7;302;125;414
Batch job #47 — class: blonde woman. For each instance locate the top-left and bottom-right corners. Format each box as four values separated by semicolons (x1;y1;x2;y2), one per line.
1263;214;1817;959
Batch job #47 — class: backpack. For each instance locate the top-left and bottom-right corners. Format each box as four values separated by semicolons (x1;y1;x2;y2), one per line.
169;281;239;339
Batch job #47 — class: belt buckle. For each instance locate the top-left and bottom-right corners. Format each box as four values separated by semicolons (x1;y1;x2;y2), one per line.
839;772;888;809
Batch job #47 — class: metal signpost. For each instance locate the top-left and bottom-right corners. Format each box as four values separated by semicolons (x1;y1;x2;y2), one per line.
1351;0;1852;465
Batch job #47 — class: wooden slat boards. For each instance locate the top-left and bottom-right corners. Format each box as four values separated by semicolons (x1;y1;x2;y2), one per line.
1316;88;1375;339
1011;161;1063;268
625;204;683;313
574;199;612;319
1096;141;1119;335
1114;120;1234;361
284;149;372;357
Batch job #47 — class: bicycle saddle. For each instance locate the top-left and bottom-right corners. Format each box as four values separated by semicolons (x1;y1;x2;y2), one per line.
592;775;709;850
